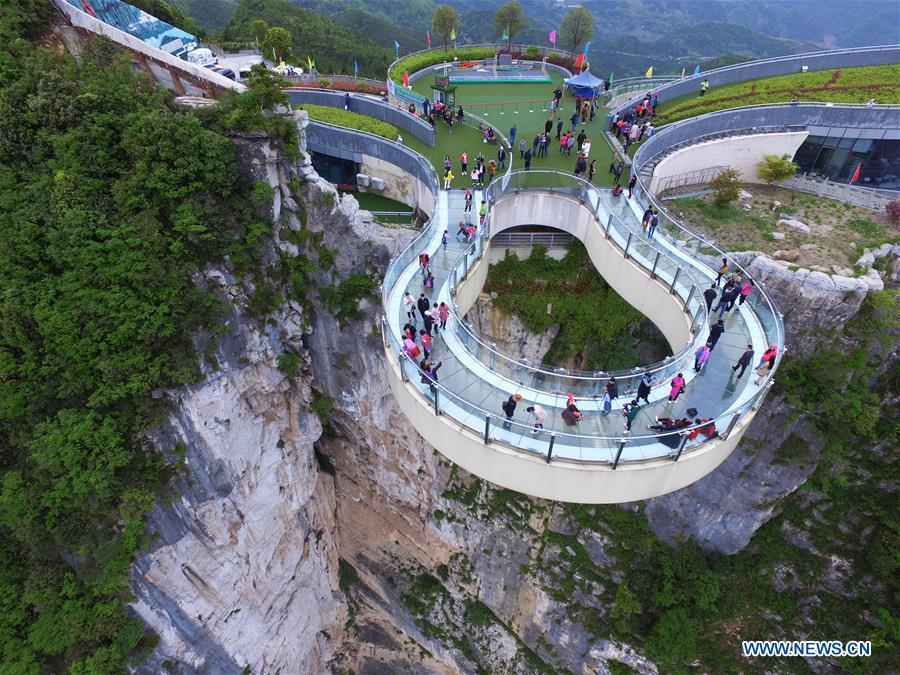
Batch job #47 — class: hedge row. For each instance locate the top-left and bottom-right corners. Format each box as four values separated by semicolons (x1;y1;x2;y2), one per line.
656;64;900;126
301;104;398;139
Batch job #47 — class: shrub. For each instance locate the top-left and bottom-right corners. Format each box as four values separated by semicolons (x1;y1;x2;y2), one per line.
277;352;301;378
389;47;496;84
524;45;541;59
757;153;798;183
847;216;884;238
301;104;397;140
886;200;900;225
709;168;742;206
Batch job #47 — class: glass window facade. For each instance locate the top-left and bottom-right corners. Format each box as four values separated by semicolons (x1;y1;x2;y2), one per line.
793;133;900;190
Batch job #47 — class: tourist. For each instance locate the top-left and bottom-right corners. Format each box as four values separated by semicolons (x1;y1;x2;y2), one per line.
423;98;430;118
478;161;486;186
519;137;526;158
466;223;476;243
866;98;876;107
707;318;725;350
464;190;473;214
460;151;468;175
470;167;479;187
739;279;755;305
581;101;589;124
419;329;432;359
457;105;464;123
588;159;596;182
498;146;507;170
526;405;548;433
668;373;686;402
712;283;738;319
613;162;623;186
570;110;579;132
403;291;416;323
754;346;778;385
601;388;612;414
417;293;430;321
700;79;709;97
647;210;658;239
647;417;691;432
704;283;718;312
403;334;419;360
582;138;592;157
532;134;540;157
558;132;568;155
637;372;655;404
606;377;619;401
715;258;729;286
423;270;434;289
502;394;523;429
523;149;532;170
344;93;351;111
509;124;517;147
574;153;587;177
419;359;443;398
627;174;637;198
438;302;449;331
694;343;712;372
641;206;653;231
539;133;549;157
442;167;454;190
545;118;553;135
732;344;754;379
556;118;564;140
422;308;434;335
562;403;583;426
443;154;451;172
565;133;575;156
577;130;586;150
623;400;640;432
419;251;429;273
550;98;558;117
479;200;487;225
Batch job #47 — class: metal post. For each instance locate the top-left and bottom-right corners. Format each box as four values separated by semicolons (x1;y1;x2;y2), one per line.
685;284;696;308
673;433;688;462
650;251;660;278
545;434;556;463
400;352;407;382
722;411;741;439
605;213;613;239
623;232;633;259
433;388;440;415
612;439;626;470
484;413;491;444
669;266;681;294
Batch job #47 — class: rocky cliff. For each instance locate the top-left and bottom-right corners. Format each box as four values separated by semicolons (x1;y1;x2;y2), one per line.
131;113;894;673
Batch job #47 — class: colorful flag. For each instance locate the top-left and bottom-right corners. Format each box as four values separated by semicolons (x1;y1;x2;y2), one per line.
549;30;556;45
427;31;431;47
693;64;701;76
645;66;654;78
354;60;358;77
450;28;456;41
402;71;409;88
394;39;400;59
850;161;862;184
583;40;591;56
307;55;313;70
575;53;584;69
502;26;509;40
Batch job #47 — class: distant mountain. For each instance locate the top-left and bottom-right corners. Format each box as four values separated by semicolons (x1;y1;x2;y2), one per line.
170;0;237;31
221;0;392;75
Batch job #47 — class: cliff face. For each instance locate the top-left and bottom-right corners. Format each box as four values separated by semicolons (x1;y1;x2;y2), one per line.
131;116;891;673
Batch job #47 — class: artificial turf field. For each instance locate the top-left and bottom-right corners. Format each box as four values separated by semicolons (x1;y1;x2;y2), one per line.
407;71;617;187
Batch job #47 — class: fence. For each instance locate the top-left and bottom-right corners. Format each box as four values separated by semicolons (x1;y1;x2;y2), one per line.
286;89;435;146
656;166;727;194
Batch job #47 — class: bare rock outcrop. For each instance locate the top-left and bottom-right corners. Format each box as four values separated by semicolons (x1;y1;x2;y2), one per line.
466;292;559;365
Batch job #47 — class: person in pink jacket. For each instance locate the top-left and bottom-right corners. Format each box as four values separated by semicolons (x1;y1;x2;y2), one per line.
669;373;686;401
694;343;711;372
438;302;450;330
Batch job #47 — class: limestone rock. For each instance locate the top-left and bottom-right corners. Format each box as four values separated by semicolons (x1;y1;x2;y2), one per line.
799;243;817;251
770;199;782;212
741;203;753;212
466;292;558;365
738;189;753;201
770;232;785;241
773;249;800;262
776;218;811;235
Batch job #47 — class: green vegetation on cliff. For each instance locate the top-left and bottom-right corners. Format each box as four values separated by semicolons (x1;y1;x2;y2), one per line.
484;244;669;370
0;14;283;672
222;0;391;76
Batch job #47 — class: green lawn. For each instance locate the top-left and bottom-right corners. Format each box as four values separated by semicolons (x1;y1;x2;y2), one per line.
654;64;900;126
410;72;617;185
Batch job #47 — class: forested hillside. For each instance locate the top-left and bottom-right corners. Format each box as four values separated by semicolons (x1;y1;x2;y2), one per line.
222;0;392;75
0;2;284;670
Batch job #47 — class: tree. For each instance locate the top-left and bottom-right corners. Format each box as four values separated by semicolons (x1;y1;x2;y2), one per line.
249;19;268;46
757;153;798;183
494;1;526;52
262;26;292;62
431;4;459;52
559;7;594;56
710;168;743;206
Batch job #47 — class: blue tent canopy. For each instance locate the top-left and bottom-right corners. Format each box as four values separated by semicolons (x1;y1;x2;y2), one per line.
564;70;605;97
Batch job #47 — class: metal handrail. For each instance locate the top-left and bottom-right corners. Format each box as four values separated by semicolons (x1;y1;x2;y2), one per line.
444;171;708;390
